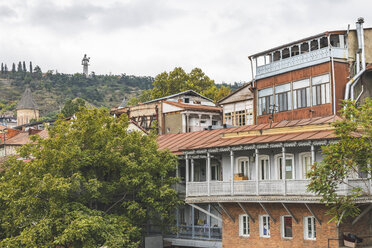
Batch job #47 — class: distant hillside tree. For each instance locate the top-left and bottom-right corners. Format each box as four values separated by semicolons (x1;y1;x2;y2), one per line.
61;98;86;117
29;61;33;73
4;64;8;74
11;63;16;73
33;65;42;79
1;63;3;74
17;61;22;72
22;61;27;72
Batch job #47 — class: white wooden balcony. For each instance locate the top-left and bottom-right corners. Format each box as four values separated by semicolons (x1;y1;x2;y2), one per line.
186;179;369;198
255;47;348;80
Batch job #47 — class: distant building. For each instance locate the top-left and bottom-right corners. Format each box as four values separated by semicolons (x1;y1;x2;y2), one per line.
16;88;39;126
218;83;254;126
111;90;222;134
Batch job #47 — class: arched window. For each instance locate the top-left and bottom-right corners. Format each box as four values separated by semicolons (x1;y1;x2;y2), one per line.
236;157;249;179
259;155;270;180
300;152;312;179
275;154;294;180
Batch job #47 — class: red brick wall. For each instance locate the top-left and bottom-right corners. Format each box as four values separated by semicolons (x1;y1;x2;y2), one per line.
255;61;350;125
221;203;339;248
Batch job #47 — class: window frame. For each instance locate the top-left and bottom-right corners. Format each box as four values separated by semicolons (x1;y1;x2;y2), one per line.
274;154;294;180
300;152;312;179
235;157;250;179
259;215;271;238
259;155;270;180
281;216;293;239
239;214;250;237
293;79;310;109
258;87;273;116
311;74;331;106
275;83;292;112
304;216;316;240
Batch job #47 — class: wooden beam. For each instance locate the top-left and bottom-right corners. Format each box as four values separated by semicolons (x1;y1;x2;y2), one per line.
352;204;372;226
281;203;298;224
238;202;255;223
259;202;276;223
304;203;321;225
218;203;235;223
188;204;222;222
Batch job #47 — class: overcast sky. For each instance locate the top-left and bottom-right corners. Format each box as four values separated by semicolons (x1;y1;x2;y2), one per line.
0;0;371;84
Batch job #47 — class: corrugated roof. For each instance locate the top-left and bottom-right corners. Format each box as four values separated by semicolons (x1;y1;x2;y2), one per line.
157;115;342;154
16;88;38;110
164;101;222;112
6;130;49;145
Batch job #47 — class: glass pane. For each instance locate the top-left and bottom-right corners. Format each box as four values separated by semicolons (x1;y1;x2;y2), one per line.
275;83;291;93
312;74;330;85
284;217;293;237
259;87;273;97
293;79;310;89
285;159;293;179
325;83;330;104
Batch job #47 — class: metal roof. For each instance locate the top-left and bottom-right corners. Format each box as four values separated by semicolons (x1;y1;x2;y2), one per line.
142;90;213;104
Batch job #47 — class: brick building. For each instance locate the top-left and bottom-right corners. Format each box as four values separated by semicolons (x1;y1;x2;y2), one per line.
157;18;372;248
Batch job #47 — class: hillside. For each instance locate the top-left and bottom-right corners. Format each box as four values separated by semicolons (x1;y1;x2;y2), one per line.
0;68;243;118
0;71;154;118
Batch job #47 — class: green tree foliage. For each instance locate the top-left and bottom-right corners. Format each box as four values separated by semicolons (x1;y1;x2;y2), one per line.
11;63;16;73
147;67;230;102
307;99;372;222
61;98;87;117
0;108;180;247
17;62;22;72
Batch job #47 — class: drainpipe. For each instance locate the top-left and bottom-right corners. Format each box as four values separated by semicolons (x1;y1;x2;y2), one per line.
345;17;366;101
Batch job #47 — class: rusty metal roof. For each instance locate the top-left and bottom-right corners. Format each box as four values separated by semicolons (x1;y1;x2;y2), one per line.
157;115;342;154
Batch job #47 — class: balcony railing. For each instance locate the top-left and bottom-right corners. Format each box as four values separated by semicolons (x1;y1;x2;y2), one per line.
186;179;370;198
255;47;348;80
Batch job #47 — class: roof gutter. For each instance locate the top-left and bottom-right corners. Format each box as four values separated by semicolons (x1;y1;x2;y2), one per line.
345;17;366;101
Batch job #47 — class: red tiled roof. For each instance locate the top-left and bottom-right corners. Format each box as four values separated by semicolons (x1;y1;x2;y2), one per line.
157;116;342;154
0;125;6;131
6;130;49;145
164;101;222;112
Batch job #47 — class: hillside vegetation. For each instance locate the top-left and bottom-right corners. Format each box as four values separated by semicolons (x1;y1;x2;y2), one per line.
0;63;242;118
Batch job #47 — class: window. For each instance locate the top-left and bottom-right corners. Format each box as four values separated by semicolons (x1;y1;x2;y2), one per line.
235;110;246;126
275;83;291;112
184;98;190;103
212;120;217;126
276;154;294;180
304;216;316;240
258;87;273;115
211;163;220;181
260;215;270;237
312;74;330;106
300;153;312;179
293;79;310;109
259;156;270;180
239;215;250;237
282;216;293;238
236;157;249;178
224;113;232;125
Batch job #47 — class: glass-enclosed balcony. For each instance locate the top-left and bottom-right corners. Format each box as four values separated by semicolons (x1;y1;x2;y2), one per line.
251;33;348;80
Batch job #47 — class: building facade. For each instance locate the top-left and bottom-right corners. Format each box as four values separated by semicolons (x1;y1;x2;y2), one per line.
157;18;372;248
16;88;39;126
111;90;222;134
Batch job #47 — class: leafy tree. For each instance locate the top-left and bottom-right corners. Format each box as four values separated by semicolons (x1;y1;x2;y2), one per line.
33;65;42;79
148;67;230;102
127;97;139;106
61;98;87;117
307;99;372;222
0;108;180;247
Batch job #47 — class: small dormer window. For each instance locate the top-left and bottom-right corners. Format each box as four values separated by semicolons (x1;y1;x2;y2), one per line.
184;98;190;103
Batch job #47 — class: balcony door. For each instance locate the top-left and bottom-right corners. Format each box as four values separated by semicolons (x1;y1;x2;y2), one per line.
276;155;294;180
259;156;270;180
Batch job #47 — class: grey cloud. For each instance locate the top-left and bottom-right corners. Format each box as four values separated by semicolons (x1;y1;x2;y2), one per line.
26;0;182;34
0;5;17;20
